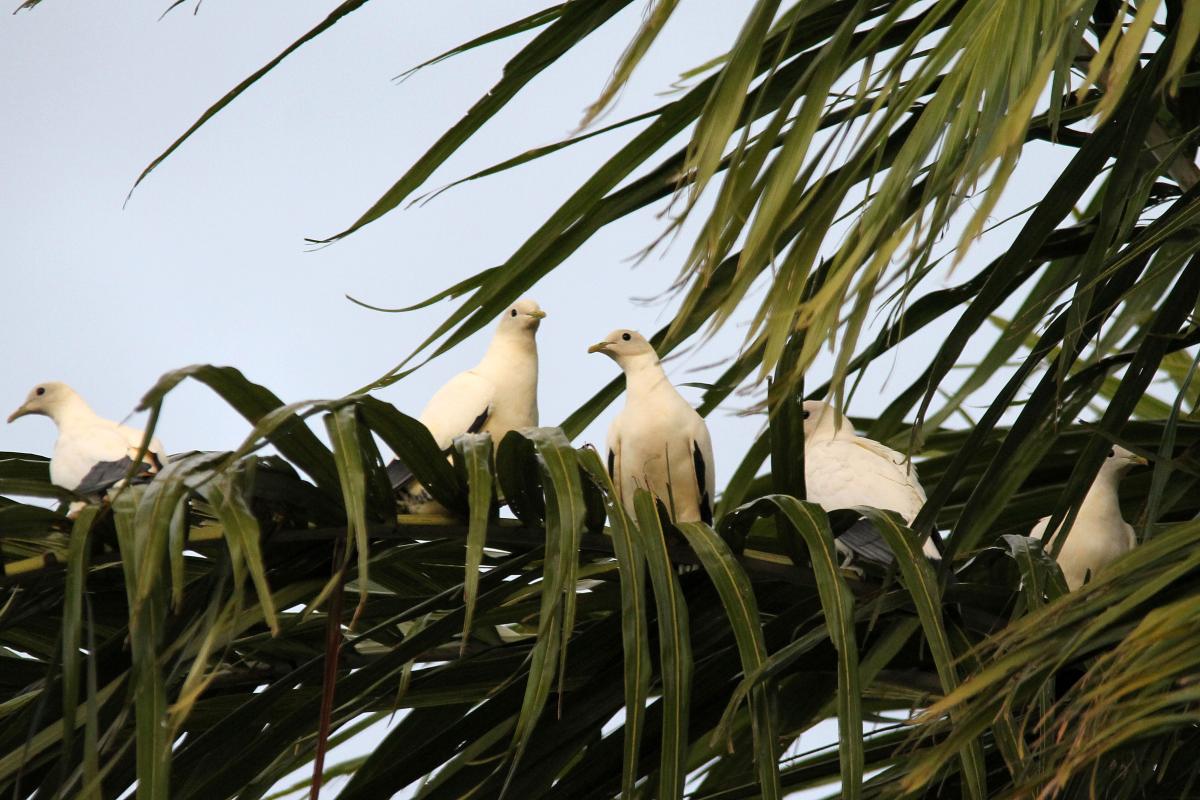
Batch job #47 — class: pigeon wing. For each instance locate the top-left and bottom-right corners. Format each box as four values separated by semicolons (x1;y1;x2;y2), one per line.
691;416;715;525
74;456;154;496
417;371;495;451
115;422;167;470
605;410;624;506
55;424;148;495
850;438;927;503
806;440;925;521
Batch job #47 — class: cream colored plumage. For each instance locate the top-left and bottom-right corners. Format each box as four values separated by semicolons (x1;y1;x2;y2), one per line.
389;299;544;510
590;330;715;525
1029;445;1145;590
802;400;940;559
7;381;166;498
416;299;543;449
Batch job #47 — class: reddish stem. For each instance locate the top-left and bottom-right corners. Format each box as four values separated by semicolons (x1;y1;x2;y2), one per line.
310;543;346;800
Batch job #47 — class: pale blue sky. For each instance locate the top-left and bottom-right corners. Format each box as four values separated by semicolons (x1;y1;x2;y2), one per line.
2;0;767;464
0;0;1063;467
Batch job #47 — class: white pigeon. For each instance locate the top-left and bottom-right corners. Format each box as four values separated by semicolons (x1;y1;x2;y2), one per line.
1029;444;1146;590
589;329;715;525
389;299;545;511
802;400;941;560
7;382;166;504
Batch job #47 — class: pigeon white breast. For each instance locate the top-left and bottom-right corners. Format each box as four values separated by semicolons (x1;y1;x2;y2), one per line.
1029;444;1145;590
802;399;940;560
7;381;166;500
389;299;544;511
590;329;715;525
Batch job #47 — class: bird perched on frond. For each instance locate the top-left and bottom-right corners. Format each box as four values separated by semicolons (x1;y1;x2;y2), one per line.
590;329;715;526
801;399;940;564
8;382;166;513
388;299;545;513
1029;444;1146;590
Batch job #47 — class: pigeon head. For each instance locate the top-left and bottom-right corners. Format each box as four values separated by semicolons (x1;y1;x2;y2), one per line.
498;299;546;335
8;382;82;424
801;400;848;440
587;329;656;366
1101;444;1148;476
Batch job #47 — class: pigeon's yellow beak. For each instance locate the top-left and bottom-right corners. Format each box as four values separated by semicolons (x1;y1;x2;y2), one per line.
6;404;31;424
528;310;547;320
587;341;611;354
1131;453;1149;467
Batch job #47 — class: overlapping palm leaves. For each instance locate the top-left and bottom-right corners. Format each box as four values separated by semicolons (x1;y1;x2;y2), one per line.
7;375;1200;798
0;368;794;800
6;0;1200;797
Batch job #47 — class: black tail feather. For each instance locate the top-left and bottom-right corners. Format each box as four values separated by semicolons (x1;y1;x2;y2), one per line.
832;514;942;567
386;458;414;490
74;457;154;498
835;519;896;567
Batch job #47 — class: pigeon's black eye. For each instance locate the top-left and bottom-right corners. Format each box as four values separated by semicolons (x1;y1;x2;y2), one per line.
1108;449;1116;458
622;332;632;341
802;410;810;419
510;309;518;317
35;387;45;396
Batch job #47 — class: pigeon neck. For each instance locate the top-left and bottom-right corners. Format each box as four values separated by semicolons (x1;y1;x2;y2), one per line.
1082;469;1124;518
808;415;849;441
50;395;102;430
478;330;538;378
620;355;668;396
830;421;858;440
